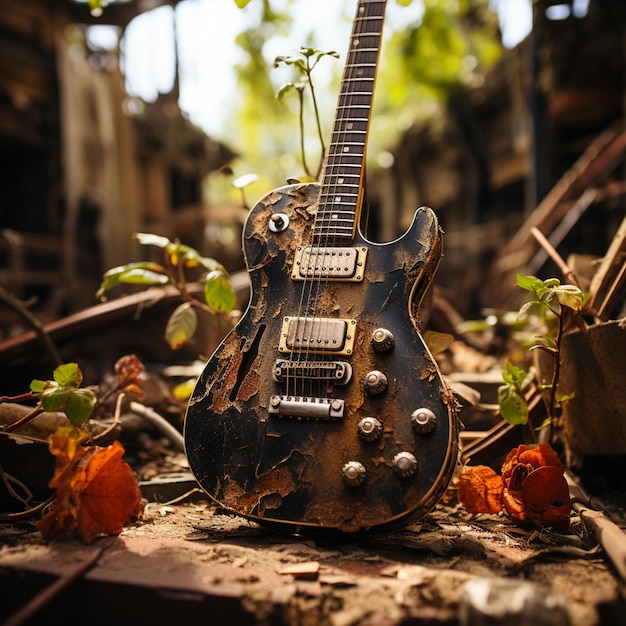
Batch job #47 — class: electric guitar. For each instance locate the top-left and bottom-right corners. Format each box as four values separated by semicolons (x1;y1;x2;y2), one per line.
184;0;458;533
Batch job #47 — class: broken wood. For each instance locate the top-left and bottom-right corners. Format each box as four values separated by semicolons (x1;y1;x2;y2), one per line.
486;120;626;308
566;472;626;583
587;214;626;321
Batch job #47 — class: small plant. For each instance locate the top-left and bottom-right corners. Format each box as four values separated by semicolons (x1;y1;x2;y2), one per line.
498;273;584;430
1;357;146;542
275;47;340;179
96;233;236;350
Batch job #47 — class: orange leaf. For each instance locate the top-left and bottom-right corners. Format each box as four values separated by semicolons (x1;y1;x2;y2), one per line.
38;429;143;542
71;441;143;543
458;465;503;514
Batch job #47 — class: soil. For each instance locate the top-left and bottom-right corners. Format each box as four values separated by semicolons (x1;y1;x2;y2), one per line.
2;483;625;626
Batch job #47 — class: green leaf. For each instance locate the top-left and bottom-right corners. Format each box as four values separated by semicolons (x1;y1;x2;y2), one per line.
529;344;558;356
199;257;224;272
204;270;236;314
518;300;540;318
53;363;83;389
30;379;46;393
134;233;171;248
503;361;527;390
516;273;545;293
165;302;198;350
276;82;304;99
498;384;529;425
65;389;97;427
165;242;203;269
172;378;197;402
40;387;69;412
554;285;584;311
96;262;168;298
115;268;170;287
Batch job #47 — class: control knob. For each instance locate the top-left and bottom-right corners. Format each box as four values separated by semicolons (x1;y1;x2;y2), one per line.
363;370;387;395
371;328;394;352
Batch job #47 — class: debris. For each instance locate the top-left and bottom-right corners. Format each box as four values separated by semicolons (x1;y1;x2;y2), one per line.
278;561;320;580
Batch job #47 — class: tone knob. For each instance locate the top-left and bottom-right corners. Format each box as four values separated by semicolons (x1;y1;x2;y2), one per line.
358;416;383;442
363;370;388;395
393;452;418;478
371;328;394;352
342;461;366;487
411;408;437;434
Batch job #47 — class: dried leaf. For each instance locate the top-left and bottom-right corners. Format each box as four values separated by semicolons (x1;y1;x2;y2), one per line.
165;302;198;349
115;354;145;399
458;465;503;514
38;428;143;543
71;441;144;543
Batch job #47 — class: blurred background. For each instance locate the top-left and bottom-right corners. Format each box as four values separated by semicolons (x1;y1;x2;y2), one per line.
0;0;624;328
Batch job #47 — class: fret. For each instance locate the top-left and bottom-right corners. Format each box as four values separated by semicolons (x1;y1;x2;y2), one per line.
315;0;385;240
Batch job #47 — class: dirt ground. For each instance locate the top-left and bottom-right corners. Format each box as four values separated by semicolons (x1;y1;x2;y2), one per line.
2;479;625;626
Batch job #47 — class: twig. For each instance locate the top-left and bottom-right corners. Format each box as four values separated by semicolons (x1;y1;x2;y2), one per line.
3;538;113;626
129;401;185;452
88;393;124;445
530;227;580;287
0;494;56;523
0;463;34;507
1;406;44;434
0;284;62;367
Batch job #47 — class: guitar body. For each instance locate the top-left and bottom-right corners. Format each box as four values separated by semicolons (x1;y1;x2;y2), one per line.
184;181;458;533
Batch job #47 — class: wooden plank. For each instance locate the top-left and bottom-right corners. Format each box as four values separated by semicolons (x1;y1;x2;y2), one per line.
588;215;626;321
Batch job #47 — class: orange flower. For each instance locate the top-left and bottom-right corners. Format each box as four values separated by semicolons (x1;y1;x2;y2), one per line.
459;443;571;532
501;443;570;532
458;465;503;514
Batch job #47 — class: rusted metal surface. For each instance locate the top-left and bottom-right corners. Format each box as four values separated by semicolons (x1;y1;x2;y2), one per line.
184;182;459;533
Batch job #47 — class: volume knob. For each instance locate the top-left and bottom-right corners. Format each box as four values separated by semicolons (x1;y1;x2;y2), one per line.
393;452;418;478
358;416;383;442
363;370;388;395
371;328;394;352
342;461;366;487
411;408;437;434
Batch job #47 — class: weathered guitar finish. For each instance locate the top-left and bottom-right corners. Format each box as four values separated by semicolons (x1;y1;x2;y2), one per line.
184;0;458;533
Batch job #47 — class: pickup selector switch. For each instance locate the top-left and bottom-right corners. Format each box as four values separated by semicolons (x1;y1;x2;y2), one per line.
342;461;366;487
411;408;437;434
393;452;418;478
358;416;383;442
371;328;394;352
363;370;387;395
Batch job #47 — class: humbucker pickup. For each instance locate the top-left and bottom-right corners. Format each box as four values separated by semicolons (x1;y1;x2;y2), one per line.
273;359;353;385
268;395;345;420
278;316;356;356
292;246;367;281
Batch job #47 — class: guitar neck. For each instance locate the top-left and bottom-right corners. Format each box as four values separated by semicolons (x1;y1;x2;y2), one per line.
314;0;387;244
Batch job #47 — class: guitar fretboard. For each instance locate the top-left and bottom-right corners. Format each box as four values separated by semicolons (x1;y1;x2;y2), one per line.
314;0;386;244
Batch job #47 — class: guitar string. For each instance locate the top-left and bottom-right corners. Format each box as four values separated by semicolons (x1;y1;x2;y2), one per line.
287;0;386;403
290;1;370;399
289;0;385;400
